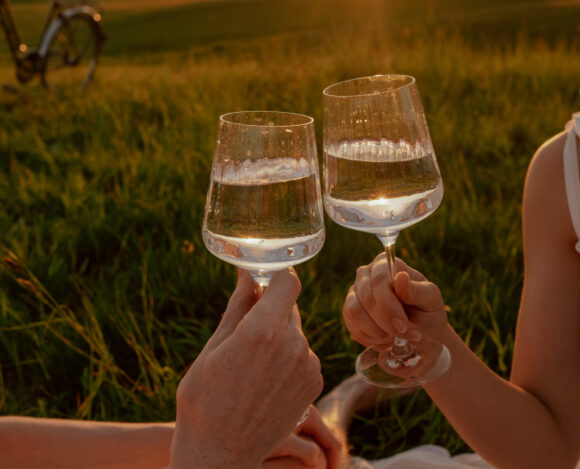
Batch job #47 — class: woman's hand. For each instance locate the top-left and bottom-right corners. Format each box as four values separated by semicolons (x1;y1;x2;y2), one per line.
170;268;324;469
343;253;448;346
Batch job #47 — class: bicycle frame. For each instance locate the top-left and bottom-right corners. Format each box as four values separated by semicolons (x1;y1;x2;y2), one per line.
0;0;23;64
0;0;103;85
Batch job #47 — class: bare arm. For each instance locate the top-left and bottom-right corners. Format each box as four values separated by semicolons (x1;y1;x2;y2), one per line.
510;130;580;462
424;131;580;468
0;416;174;469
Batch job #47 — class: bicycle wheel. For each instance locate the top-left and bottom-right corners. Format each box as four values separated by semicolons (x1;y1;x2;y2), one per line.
40;12;103;96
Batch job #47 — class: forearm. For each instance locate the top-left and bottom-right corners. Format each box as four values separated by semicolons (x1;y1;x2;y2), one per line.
424;326;576;469
0;416;174;469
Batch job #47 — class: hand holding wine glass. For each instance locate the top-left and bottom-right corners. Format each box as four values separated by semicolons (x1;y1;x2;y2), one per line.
322;74;451;388
171;269;326;469
201;110;325;424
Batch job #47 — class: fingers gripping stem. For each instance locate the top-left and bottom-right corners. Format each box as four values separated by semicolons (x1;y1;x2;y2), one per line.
377;233;420;368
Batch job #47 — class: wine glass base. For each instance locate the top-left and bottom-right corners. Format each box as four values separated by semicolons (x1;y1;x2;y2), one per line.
355;338;451;389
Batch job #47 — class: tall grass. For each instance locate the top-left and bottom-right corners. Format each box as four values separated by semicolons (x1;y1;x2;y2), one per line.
1;0;580;459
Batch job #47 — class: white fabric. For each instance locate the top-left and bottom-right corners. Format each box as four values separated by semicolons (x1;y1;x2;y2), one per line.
349;445;494;469
563;112;580;253
161;445;580;469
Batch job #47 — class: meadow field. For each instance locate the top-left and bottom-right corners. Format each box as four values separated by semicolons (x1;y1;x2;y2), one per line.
1;0;580;460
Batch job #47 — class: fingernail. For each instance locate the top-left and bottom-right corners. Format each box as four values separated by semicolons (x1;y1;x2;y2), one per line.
392;317;407;334
407;329;422;342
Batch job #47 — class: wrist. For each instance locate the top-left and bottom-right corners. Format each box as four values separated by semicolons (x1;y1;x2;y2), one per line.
429;321;455;344
170;424;260;469
438;323;462;346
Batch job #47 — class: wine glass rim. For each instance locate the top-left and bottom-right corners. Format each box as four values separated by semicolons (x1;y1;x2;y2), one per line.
219;110;314;128
323;74;416;98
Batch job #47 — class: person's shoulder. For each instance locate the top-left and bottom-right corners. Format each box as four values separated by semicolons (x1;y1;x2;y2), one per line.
526;130;568;186
522;129;576;249
523;130;570;210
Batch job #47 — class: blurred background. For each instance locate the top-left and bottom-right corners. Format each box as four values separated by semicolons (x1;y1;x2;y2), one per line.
1;0;579;459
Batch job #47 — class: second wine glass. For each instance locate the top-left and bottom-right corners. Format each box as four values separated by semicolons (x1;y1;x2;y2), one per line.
322;74;451;388
202;110;325;290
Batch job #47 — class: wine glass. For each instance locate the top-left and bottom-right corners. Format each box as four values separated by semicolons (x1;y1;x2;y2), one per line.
202;111;325;290
322;74;451;388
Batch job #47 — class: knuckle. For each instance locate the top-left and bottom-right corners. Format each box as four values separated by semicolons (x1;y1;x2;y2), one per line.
343;288;357;307
285;330;310;364
300;332;311;350
290;304;302;327
355;265;368;281
343;299;363;325
355;282;374;309
175;381;187;405
370;267;389;288
296;338;312;364
175;378;196;410
243;322;276;346
307;349;322;376
426;281;441;298
342;302;355;324
292;331;309;352
310;369;324;396
288;268;302;296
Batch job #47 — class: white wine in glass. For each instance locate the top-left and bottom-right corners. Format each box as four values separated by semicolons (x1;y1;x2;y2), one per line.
202;110;325;289
323;75;451;388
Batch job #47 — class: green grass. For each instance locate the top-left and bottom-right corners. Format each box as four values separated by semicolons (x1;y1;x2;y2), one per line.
1;0;580;460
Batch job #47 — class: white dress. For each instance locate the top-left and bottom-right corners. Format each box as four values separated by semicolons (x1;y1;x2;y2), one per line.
564;112;580;252
348;113;580;469
349;445;493;468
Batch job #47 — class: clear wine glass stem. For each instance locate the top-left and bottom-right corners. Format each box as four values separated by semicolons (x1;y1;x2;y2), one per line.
378;233;398;283
376;233;420;368
247;271;272;292
376;233;398;283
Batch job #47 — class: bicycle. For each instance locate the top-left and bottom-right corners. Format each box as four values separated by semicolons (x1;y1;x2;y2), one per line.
0;0;105;96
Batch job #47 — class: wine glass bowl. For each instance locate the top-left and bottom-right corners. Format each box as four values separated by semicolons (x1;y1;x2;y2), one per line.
323;75;443;241
322;74;451;388
202;111;325;289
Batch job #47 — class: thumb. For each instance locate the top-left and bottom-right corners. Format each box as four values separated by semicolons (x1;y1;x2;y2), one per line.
208;268;259;349
393;271;444;313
